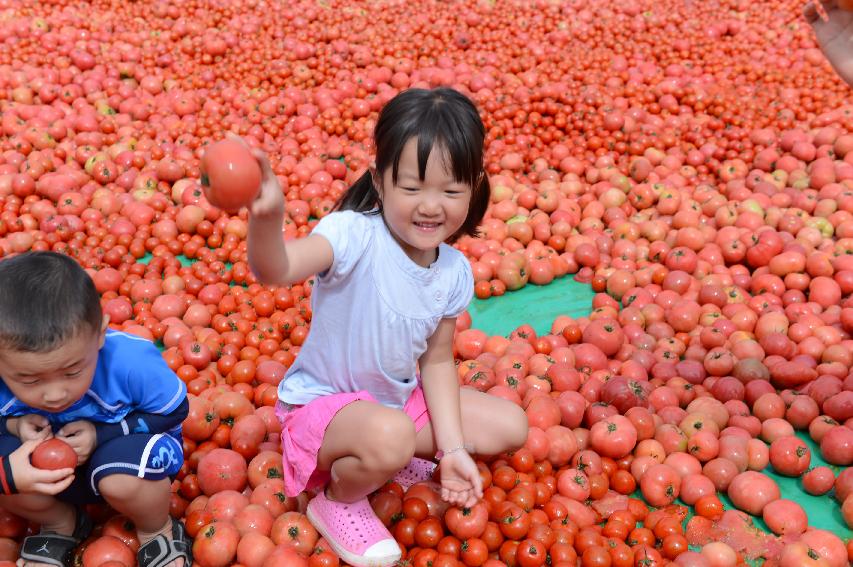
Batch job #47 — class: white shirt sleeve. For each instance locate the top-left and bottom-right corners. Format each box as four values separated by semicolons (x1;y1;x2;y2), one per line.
311;210;373;284
444;256;474;318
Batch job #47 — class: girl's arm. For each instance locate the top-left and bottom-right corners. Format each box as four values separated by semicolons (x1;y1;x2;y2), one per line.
420;318;465;453
805;1;853;87
246;146;334;286
420;318;483;507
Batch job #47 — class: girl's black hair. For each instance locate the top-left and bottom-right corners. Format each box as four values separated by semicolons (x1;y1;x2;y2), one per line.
335;87;489;242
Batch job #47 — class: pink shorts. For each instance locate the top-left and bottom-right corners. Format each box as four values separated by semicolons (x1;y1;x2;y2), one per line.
275;387;431;497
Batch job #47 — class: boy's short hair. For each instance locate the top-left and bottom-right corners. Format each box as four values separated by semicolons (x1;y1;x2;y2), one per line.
0;251;103;352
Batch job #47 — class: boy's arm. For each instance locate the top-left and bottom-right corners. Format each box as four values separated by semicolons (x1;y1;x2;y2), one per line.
93;397;189;446
85;334;190;447
0;453;17;494
0;439;75;495
1;414;52;442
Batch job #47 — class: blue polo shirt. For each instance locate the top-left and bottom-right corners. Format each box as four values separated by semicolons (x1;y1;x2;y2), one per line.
0;330;186;436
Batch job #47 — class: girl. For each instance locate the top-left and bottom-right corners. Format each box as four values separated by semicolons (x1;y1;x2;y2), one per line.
246;88;528;567
805;0;853;87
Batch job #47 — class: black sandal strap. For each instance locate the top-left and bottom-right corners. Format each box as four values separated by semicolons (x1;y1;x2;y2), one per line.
137;519;193;567
71;507;94;541
19;506;93;567
20;534;79;567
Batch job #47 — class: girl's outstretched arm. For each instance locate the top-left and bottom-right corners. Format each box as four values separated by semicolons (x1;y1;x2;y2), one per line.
420;318;483;508
244;142;334;286
805;0;853;87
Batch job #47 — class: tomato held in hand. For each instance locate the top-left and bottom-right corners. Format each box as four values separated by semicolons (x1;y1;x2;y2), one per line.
31;438;77;470
199;140;261;212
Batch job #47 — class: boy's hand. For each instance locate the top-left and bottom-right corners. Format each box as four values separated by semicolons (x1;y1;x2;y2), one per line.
226;133;285;220
12;414;52;442
437;450;483;509
805;1;853;87
56;420;96;466
9;439;75;495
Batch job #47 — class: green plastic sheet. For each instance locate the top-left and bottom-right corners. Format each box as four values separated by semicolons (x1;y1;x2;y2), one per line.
467;275;596;337
139;252;195;267
466;275;849;563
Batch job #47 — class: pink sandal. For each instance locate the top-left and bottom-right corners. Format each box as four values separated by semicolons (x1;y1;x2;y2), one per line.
306;491;401;567
392;457;437;490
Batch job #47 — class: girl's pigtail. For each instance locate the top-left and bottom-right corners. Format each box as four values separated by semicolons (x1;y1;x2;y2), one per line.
334;170;382;214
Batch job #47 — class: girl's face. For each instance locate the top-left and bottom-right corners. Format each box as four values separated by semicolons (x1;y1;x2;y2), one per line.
377;137;472;267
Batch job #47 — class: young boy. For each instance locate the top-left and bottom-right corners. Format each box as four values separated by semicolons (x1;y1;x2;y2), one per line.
0;252;191;567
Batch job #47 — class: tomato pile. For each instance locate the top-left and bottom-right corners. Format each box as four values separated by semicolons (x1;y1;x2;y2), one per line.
1;0;853;565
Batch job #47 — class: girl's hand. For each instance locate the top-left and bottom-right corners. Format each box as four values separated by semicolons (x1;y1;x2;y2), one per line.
805;1;853;87
437;450;483;508
9;439;76;495
225;133;285;220
249;150;285;220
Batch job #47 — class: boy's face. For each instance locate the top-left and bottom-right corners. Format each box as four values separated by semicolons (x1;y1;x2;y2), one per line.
0;317;108;413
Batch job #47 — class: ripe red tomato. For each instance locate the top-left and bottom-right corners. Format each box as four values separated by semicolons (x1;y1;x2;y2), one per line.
270;512;318;555
460;538;488;567
769;435;811;476
515;538;546;567
199;140;261;212
31;438;77;470
639;464;681;508
414;517;444;549
497;502;531;540
445;502;488;540
589;416;638;460
81;536;136;567
192;521;240;567
101;515;140;553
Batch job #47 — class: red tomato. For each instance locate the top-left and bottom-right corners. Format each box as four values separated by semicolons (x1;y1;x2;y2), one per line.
638;464;681;508
101;515;140;553
515;538;546;567
727;471;781;516
197;449;248;495
199;140;261;212
193;521;240;567
589;416;638;460
81;536;136;567
445;502;489;540
768;435;811;476
460;538;488;567
270;512;318;555
31;439;77;470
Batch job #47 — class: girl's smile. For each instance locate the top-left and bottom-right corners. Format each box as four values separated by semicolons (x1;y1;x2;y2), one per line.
378;137;472;267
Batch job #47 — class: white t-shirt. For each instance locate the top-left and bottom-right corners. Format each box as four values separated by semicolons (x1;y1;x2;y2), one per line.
278;210;474;409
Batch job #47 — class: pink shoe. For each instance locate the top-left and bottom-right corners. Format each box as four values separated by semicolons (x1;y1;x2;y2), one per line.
393;457;437;490
306;491;401;567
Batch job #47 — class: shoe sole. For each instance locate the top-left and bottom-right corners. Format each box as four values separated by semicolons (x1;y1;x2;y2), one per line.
307;502;401;567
